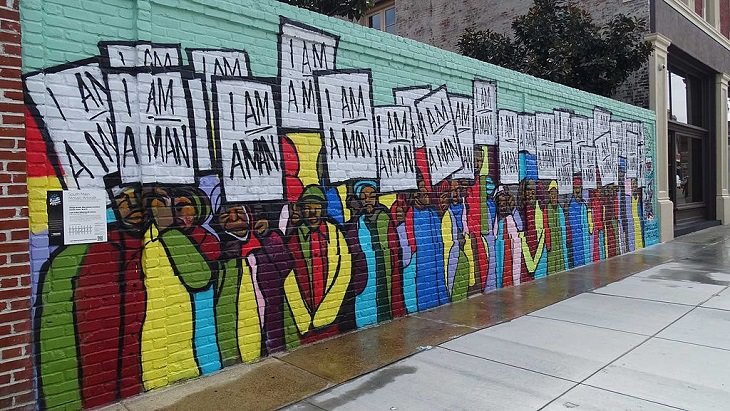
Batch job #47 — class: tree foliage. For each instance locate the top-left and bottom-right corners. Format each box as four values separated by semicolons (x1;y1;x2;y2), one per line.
278;0;373;20
457;0;653;97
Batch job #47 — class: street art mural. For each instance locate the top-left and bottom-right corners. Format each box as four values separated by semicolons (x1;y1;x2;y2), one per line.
24;17;658;410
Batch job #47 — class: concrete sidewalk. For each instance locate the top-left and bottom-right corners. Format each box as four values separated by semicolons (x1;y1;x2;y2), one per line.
106;225;730;411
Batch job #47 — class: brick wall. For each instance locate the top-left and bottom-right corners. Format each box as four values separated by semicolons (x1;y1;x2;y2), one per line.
394;0;652;108
19;0;659;409
0;0;33;409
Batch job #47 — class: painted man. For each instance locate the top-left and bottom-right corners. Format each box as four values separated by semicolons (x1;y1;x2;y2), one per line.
519;179;548;280
284;185;353;345
412;175;448;309
140;186;221;390
631;179;645;250
493;186;522;288
391;193;417;314
352;180;396;327
545;181;569;275
482;176;498;291
588;187;606;261
603;184;621;258
441;179;475;302
37;185;147;409
567;176;591;268
213;203;262;365
248;204;293;354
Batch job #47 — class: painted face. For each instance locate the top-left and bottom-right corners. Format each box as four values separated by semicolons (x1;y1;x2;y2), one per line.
450;180;463;205
414;180;430;208
146;187;174;230
173;195;197;228
549;187;558;204
301;202;323;228
523;181;536;205
573;183;582;199
496;193;512;217
474;148;484;174
218;205;250;239
114;187;145;231
359;186;377;215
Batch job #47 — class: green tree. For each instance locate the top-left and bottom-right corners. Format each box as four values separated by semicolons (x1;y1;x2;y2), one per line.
457;0;653;97
278;0;373;20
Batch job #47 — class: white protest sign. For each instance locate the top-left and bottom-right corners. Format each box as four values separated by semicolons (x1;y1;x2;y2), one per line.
214;78;284;202
316;70;377;184
571;115;590;169
101;42;181;68
449;93;475;180
393;85;431;148
279;19;338;130
555;141;573;194
536;112;556;180
498;109;519;184
580;145;597;189
25;62;118;191
415;86;462;185
374;106;418;192
473;79;497;145
137;71;196;184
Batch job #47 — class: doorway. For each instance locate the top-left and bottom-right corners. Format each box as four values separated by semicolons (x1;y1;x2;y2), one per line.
669;124;709;226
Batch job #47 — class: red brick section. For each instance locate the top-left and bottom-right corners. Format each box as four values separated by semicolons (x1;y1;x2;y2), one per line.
721;0;730;38
695;0;704;16
0;0;32;409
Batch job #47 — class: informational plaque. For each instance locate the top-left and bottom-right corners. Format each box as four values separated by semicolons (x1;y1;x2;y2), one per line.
62;190;108;245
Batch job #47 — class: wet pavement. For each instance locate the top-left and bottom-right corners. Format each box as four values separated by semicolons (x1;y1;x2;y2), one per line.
106;225;730;411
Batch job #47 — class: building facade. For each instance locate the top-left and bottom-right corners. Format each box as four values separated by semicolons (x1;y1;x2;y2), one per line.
366;0;730;239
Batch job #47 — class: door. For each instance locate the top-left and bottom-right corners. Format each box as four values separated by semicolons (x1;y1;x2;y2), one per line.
669;124;709;225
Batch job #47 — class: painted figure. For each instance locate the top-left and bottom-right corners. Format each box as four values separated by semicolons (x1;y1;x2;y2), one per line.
352;180;395;327
213;203;262;365
140;186;221;390
412;175;448;310
567;176;592;268
36;186;146;410
493;186;522;288
519;179;547;280
482;176;498;290
441;180;475;302
603;184;621;258
249;205;293;355
284;185;352;345
588;187;606;261
631;179;645;250
392;193;418;314
545;181;569;274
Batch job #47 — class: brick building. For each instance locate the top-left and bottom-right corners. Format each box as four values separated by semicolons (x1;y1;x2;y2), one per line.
365;0;730;238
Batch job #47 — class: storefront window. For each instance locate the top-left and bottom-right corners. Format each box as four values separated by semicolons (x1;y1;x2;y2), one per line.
667;67;704;127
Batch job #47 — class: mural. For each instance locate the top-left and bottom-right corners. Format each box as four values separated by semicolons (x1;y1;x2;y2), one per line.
24;17;658;410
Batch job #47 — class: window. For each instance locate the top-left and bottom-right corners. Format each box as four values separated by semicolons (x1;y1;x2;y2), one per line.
667;67;705;127
366;6;396;34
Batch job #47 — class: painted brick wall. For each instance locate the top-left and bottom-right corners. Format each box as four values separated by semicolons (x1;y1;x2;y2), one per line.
20;0;659;409
0;0;34;409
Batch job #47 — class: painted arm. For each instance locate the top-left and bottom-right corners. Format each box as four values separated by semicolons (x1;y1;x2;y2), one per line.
283;270;312;335
160;229;213;290
313;227;352;328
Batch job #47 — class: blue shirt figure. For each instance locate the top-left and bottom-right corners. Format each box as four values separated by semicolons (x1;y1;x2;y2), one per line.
412;179;448;310
568;178;591;268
